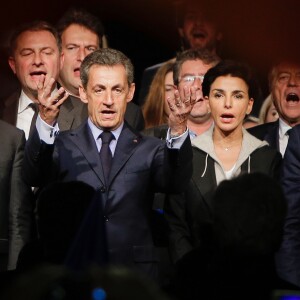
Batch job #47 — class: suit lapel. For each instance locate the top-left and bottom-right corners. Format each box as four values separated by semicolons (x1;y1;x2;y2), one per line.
108;123;142;185
69;121;105;185
265;120;279;150
58;95;76;131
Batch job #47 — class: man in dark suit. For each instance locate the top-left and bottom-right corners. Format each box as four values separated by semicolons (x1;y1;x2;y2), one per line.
0;120;33;270
0;20;78;138
23;48;194;280
277;124;300;287
137;0;223;106
248;58;300;156
56;7;144;131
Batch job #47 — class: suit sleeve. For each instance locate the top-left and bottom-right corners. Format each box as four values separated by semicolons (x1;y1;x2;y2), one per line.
163;135;193;194
276;126;300;287
8;131;33;270
165;191;194;264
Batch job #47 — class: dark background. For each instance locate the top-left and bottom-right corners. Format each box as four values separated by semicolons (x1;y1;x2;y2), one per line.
1;0;300;113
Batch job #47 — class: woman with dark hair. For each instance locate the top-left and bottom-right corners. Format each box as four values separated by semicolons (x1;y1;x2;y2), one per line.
166;60;282;265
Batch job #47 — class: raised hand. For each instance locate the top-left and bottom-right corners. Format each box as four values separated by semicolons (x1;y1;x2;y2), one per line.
167;85;197;136
36;75;69;126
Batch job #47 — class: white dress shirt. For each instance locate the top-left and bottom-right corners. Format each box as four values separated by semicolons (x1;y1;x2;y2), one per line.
16;91;35;140
278;118;292;156
16;88;59;140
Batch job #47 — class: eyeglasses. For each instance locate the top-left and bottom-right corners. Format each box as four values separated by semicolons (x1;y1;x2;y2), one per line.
179;75;205;84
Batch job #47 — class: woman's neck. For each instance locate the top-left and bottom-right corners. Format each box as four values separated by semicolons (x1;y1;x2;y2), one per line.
213;127;243;150
213;127;243;171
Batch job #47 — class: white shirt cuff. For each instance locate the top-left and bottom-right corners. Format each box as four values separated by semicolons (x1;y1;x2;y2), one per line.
166;128;189;149
36;115;59;144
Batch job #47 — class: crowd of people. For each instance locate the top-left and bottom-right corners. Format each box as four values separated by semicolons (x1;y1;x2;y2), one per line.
1;1;300;299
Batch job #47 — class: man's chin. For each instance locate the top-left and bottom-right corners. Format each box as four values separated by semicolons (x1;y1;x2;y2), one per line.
189;40;207;50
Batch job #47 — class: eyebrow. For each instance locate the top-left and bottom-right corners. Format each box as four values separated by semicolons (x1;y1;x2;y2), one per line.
20;46;54;52
212;88;246;94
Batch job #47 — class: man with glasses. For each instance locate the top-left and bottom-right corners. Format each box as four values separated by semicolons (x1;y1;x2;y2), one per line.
248;58;300;156
144;48;220;139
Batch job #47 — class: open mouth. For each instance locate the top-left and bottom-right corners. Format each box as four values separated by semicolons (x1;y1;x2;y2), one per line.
192;29;206;39
221;113;234;118
30;71;46;76
101;110;115;116
286;93;299;101
193;33;205;38
221;113;234;122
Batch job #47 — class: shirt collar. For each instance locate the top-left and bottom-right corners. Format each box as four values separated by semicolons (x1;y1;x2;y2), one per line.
18;90;34;113
279;118;292;139
88;118;124;142
18;86;59;113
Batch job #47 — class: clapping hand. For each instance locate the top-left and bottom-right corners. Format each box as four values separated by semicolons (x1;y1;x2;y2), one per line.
36;75;69;126
167;85;197;137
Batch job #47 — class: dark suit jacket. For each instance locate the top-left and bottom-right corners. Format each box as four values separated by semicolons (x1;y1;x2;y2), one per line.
143;124;168;140
166;145;282;264
0;90;145;132
0;120;33;270
277;124;300;287
247;120;279;150
22;121;192;278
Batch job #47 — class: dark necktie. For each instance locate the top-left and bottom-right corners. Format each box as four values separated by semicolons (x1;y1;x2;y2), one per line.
29;102;39;137
99;131;114;183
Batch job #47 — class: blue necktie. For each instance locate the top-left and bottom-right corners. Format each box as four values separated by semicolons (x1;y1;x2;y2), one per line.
99;131;114;183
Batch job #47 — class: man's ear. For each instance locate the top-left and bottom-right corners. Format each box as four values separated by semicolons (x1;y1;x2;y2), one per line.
126;83;135;103
8;56;16;74
60;52;64;71
79;85;88;104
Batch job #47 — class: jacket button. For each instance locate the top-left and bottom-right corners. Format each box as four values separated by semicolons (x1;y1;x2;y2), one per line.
100;186;106;193
104;216;109;222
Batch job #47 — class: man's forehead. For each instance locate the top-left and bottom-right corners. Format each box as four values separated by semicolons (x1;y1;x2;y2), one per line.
181;60;213;73
88;64;128;83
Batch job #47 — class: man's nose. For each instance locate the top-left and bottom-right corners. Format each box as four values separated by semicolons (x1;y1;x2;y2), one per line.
288;74;299;86
77;48;86;61
33;53;43;65
104;92;113;105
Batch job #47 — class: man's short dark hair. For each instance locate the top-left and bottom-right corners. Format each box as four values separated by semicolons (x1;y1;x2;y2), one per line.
56;7;104;47
10;20;61;55
80;48;134;88
173;48;220;85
